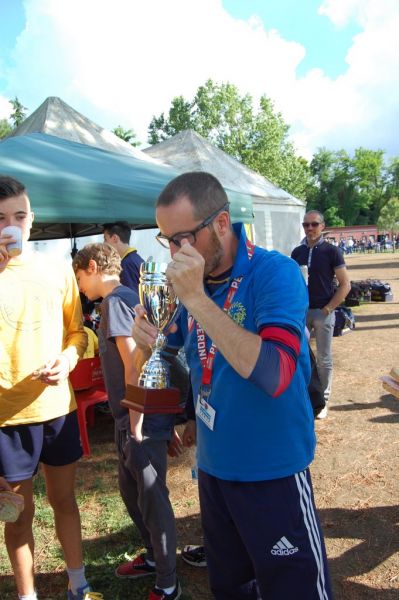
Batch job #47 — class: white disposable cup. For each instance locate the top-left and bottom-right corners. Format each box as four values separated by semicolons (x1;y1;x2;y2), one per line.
2;226;23;257
299;264;308;284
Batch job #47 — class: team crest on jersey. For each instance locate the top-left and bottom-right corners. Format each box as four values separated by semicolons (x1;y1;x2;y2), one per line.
228;302;246;326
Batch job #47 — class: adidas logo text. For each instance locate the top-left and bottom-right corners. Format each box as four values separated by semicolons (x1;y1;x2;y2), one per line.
270;536;299;556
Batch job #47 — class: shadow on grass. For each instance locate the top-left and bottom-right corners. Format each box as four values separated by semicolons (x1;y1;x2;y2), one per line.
2;504;398;599
347;261;399;271
354;313;399;322
320;505;399;600
331;394;399;423
2;409;397;599
1;506;399;600
0;515;209;600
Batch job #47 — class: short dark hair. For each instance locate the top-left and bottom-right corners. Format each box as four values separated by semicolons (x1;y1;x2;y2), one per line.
103;221;131;244
72;243;122;277
305;209;325;223
156;171;229;221
0;176;27;201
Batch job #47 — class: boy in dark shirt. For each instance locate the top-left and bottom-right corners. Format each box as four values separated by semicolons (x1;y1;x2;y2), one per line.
72;243;180;600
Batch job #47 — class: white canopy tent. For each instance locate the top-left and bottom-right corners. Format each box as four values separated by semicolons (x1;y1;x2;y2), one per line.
8;96;162;164
4;101;253;262
144;129;306;255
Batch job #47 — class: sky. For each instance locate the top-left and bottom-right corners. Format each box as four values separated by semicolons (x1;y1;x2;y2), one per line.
0;0;398;160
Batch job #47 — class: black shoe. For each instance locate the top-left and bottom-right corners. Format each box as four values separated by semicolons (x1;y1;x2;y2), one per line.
181;545;207;567
148;580;182;599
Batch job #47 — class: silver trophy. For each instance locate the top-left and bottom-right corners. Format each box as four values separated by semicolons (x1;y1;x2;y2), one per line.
138;261;181;389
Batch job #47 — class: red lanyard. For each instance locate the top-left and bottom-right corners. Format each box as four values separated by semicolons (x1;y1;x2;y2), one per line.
195;238;254;386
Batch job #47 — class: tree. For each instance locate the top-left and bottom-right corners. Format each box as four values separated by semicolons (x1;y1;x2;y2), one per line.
0;119;12;139
377;197;399;238
324;206;345;227
112;125;140;147
10;96;27;128
148;79;311;199
352;148;388;223
307;149;360;225
307;147;395;226
148;96;194;145
385;157;399;200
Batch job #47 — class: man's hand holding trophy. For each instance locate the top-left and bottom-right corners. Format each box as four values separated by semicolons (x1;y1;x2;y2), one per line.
121;260;184;434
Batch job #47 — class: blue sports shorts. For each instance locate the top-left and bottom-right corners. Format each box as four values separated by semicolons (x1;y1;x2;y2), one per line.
0;411;83;482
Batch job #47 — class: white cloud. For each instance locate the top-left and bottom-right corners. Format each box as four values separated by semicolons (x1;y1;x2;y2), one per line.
1;0;398;160
318;0;367;28
0;96;12;120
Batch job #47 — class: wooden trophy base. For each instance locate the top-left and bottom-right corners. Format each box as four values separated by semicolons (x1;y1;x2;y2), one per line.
122;384;183;415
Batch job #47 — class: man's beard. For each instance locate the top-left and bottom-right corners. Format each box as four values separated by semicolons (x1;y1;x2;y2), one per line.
203;227;224;276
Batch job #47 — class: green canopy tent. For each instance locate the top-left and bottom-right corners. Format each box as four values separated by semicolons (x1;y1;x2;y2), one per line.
0;133;253;240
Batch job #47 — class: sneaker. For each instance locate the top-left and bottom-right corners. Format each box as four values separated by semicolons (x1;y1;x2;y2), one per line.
316;404;328;420
67;584;103;599
181;545;207;567
115;553;156;578
148;580;182;600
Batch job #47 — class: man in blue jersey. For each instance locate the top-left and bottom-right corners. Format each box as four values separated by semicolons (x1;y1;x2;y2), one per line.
132;172;333;600
292;210;350;419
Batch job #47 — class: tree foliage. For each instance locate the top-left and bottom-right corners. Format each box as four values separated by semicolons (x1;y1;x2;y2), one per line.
306;147;397;226
0;119;12;139
377;197;399;235
112;125;140;147
10;96;27;128
148;79;311;199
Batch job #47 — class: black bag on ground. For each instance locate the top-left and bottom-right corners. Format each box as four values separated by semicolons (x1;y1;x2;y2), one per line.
333;306;355;336
308;346;325;418
368;279;393;302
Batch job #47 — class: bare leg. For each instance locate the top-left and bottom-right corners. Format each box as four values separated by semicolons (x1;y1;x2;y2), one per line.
42;462;83;568
4;478;36;596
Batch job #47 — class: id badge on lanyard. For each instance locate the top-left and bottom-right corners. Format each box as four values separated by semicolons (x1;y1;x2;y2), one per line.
196;385;216;430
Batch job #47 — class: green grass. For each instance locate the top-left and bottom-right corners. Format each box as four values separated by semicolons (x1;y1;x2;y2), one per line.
0;415;202;599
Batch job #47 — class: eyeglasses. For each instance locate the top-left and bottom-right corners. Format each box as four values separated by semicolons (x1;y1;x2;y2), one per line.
156;202;230;249
302;221;323;228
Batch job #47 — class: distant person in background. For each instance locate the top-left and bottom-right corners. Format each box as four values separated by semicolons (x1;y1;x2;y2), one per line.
292;210;350;419
103;221;144;294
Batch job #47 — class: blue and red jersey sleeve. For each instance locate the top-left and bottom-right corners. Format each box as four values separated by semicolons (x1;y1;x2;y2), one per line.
248;324;301;397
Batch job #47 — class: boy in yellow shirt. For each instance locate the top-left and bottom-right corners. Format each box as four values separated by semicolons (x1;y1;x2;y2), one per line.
0;176;101;600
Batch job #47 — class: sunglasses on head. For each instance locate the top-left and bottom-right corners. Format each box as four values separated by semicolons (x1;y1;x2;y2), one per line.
302;221;323;228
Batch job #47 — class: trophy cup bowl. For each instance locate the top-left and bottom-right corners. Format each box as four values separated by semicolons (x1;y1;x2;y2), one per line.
122;261;183;418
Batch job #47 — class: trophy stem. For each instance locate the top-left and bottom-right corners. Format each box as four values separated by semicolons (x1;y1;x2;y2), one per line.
138;331;169;388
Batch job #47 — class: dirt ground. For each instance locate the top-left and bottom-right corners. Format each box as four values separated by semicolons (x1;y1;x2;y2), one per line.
1;252;397;600
167;251;399;599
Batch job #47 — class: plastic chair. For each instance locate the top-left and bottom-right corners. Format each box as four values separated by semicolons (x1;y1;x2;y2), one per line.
69;356;108;456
